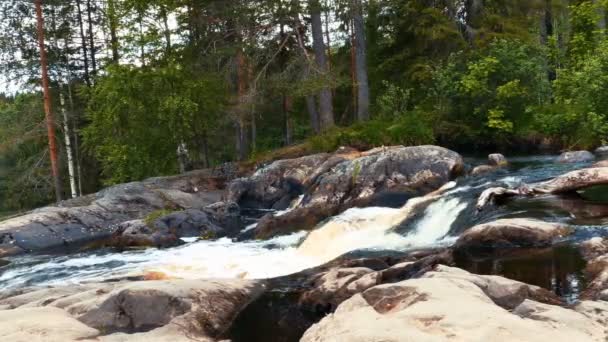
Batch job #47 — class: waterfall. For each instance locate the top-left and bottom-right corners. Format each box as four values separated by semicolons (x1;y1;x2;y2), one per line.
296;182;465;261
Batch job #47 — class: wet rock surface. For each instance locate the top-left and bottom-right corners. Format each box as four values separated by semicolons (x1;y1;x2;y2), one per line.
0;169;230;257
233;145;464;238
557;150;595;163
454;218;571;255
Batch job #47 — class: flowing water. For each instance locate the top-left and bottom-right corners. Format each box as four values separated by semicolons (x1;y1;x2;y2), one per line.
2;155;608;301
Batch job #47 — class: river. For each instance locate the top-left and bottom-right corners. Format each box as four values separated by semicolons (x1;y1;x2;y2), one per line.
1;154;607;303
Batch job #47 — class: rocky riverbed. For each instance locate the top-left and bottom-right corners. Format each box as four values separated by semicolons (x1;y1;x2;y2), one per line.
2;145;608;341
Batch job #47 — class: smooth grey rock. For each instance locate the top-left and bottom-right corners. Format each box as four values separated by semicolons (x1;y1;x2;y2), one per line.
557;151;595;163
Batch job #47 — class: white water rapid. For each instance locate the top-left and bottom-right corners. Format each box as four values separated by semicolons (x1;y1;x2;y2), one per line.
0;183;468;289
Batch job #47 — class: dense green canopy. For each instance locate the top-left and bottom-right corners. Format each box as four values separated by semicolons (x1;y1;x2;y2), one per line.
1;0;608;212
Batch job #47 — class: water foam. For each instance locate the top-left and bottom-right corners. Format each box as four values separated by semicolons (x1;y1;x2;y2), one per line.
297;183;466;261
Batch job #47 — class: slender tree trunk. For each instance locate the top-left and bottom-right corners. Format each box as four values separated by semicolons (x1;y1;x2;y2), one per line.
63;35;83;196
284;96;293;145
324;0;332;72
59;87;77;198
160;5;172;55
86;0;97;76
76;0;90;86
66;77;83;196
138;11;146;66
595;0;607;30
350;20;357;120
107;0;120;63
35;0;62;202
236;48;249;161
352;0;370;121
310;0;334;131
306;94;320;134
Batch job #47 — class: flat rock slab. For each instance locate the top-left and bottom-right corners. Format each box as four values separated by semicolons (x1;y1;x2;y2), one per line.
0;278;265;342
301;266;607;342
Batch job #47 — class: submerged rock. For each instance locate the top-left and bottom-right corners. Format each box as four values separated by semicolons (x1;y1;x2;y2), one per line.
557;150;595;163
471;153;509;175
454;218;571;255
301;266;604;342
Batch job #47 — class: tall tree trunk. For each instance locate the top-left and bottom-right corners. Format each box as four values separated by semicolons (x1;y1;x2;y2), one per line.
350;19;357;120
107;0;120;63
284;96;293;145
352;0;370;121
540;0;556;82
306;94;320;134
76;0;90;86
86;0;97;76
595;0;607;30
59;87;77;198
310;0;334;131
138;10;146;66
63;36;83;196
51;8;78;198
160;5;172;55
35;0;62;202
324;0;332;72
236;48;249;161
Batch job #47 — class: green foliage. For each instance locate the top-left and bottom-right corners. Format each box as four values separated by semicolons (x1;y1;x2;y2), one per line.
428;39;550;145
547;40;608;148
83;63;227;185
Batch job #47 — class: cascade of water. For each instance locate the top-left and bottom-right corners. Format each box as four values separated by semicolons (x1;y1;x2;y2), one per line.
296;184;467;261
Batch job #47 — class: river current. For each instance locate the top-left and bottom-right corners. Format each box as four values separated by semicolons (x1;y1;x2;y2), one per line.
1;155;607;302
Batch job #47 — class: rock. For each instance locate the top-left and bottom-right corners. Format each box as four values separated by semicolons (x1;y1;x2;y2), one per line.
109;220;183;248
0;279;264;342
227;153;333;209
488;153;508;166
471;164;498;175
253;204;340;240
301;266;605;342
580;237;608;260
593;160;608;168
0;307;100;341
454;219;571;254
471;153;508;175
557;150;595;163
595;146;608;156
0;168;227;257
246;145;464;238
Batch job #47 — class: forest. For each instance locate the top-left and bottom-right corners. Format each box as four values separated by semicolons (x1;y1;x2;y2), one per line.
1;0;608;213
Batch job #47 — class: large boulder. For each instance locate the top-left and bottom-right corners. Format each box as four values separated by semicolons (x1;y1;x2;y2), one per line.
301;266;605;342
454;219;571;255
557;150;595;163
110;202;243;248
242;146;464;238
0;169;229;257
227;152;334;209
595;146;608;156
